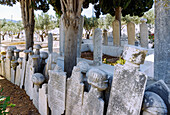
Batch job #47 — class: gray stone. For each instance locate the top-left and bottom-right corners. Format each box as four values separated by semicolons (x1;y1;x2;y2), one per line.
31;55;39;72
34;44;42;55
127;22;135;45
59;14;65;56
107;45;148;115
142;91;167;115
77;15;84;58
15;58;22;86
140;18;148;48
154;0;170;88
39;84;49;115
93;28;103;66
113;20;120;46
82;68;108;115
32;73;45;109
48;33;53;53
66;66;84;115
20;59;27;89
146;80;170;114
5;58;11;81
77;61;90;73
14;49;21;60
1;55;6;77
48;69;66;115
103;29;108;45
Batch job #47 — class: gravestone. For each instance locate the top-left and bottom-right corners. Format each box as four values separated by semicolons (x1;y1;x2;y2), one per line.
103;29;108;45
146;80;170;114
15;58;22;86
77;16;84;58
66;66;84;115
140;18;148;48
5;57;11;81
113;20;120;46
141;91;168;115
11;61;18;84
154;0;170;88
1;55;6;77
48;33;53;54
59;14;65;56
93;28;103;66
48;68;66;115
107;45;148;115
82;68;108;115
39;84;49;115
127;22;135;45
32;73;45;109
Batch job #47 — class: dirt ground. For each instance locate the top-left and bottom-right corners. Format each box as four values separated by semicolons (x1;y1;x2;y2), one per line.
0;76;40;115
81;51;119;63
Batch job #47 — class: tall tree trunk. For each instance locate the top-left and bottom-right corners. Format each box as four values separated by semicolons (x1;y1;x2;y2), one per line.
20;0;35;49
40;34;44;42
60;0;84;77
115;7;122;36
64;25;78;77
16;33;20;39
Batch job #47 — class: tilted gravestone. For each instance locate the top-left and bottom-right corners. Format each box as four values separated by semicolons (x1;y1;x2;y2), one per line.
66;66;84;115
140;18;148;48
127;22;135;45
107;45;148;115
93;28;103;66
81;68;108;115
48;66;66;115
113;20;120;47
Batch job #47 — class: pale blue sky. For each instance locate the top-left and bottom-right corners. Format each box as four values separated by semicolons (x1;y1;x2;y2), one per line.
0;2;93;21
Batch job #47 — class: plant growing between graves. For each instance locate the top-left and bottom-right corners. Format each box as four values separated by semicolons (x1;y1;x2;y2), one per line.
0;88;15;115
103;57;126;66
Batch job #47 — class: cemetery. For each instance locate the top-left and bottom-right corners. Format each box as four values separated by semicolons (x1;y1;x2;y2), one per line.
0;0;169;115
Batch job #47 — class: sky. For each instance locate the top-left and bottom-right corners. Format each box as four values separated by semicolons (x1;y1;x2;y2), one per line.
0;2;93;21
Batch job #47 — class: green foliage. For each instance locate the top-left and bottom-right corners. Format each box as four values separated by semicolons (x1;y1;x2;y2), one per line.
0;88;15;115
103;57;126;66
96;0;153;18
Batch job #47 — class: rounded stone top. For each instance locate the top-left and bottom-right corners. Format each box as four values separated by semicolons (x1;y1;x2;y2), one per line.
7;46;17;51
31;55;39;59
40;52;48;59
77;61;90;73
18;58;23;64
141;18;147;23
34;44;42;50
23;50;31;54
123;45;147;65
32;73;45;85
14;49;21;53
87;68;108;91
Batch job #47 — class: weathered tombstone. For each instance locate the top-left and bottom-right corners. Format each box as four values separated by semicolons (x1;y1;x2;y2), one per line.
5;50;12;81
48;68;66;115
39;83;49;115
59;14;65;56
81;68;108;115
66;66;84;115
34;44;42;56
77;16;84;58
107;45;148;115
32;73;45;109
113;20;120;46
103;29;108;45
1;54;6;77
20;50;30;89
15;58;22;86
40;52;48;73
11;61;18;84
48;33;53;54
141;91;168;115
154;0;170;88
145;80;170;114
93;28;103;66
127;22;135;45
140;18;148;48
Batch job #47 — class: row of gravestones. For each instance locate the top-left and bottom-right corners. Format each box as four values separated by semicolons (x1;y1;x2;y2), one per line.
0;45;169;115
103;18;148;48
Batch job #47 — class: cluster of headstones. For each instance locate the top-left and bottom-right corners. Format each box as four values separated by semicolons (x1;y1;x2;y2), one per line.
0;45;169;115
103;18;149;48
